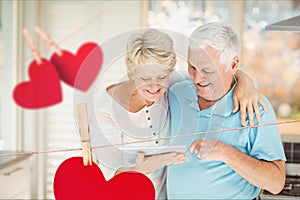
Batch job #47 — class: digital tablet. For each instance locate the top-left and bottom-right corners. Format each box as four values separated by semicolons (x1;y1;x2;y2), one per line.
119;145;187;164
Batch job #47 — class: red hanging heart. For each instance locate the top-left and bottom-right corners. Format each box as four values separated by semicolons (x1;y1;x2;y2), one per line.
50;42;103;91
54;157;155;200
13;58;63;109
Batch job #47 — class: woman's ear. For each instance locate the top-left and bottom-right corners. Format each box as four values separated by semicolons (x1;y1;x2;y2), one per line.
127;70;135;80
231;57;239;74
128;73;133;80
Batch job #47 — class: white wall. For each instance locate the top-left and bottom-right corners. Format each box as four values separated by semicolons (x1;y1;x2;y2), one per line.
1;0;145;198
38;1;143;199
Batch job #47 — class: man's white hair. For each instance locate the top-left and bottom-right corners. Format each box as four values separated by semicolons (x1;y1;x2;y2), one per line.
189;22;240;71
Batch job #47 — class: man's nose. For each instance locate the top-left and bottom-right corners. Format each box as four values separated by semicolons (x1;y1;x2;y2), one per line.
193;70;205;82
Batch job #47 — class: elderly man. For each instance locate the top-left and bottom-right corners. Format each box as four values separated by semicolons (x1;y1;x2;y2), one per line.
167;22;286;199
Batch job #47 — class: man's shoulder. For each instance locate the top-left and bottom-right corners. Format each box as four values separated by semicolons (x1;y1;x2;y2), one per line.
167;80;194;107
257;94;273;116
169;70;189;81
169;79;193;93
243;94;275;126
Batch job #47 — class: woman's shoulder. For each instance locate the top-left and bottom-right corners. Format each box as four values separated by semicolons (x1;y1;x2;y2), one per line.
96;89;113;113
108;81;132;103
97;81;132;111
96;83;121;110
106;81;125;96
109;80;132;93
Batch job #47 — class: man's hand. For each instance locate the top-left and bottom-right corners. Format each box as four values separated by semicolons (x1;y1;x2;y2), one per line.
189;137;232;161
190;137;285;194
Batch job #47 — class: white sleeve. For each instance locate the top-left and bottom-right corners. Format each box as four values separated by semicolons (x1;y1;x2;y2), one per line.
90;109;128;181
95;111;122;145
93;91;123;145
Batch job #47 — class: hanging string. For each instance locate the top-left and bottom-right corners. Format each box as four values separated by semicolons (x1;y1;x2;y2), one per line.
0;119;299;158
2;11;102;69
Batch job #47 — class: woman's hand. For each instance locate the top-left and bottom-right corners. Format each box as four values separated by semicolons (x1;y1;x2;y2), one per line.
234;69;268;126
115;152;185;176
132;152;185;175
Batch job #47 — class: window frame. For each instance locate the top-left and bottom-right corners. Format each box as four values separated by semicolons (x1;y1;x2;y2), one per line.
1;0;19;150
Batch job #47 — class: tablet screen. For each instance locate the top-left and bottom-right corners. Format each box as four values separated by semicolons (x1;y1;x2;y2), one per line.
118;145;187;164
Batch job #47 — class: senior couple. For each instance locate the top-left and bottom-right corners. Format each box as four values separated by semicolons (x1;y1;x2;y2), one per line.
93;22;286;199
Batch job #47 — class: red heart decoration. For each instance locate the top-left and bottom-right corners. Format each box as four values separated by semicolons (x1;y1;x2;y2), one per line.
13;58;62;109
50;42;103;91
54;157;155;200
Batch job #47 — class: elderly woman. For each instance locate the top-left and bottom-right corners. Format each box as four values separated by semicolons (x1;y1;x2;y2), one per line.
93;29;265;199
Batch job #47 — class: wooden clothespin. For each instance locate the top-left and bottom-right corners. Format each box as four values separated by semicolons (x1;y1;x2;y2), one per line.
22;29;42;65
35;26;63;56
77;103;92;166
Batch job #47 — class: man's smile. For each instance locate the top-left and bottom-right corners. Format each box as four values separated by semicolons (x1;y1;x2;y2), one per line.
197;82;211;87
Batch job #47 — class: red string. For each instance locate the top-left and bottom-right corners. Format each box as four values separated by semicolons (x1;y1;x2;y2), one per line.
1;119;299;157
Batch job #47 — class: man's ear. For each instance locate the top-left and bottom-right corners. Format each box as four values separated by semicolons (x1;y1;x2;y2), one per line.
231;57;239;74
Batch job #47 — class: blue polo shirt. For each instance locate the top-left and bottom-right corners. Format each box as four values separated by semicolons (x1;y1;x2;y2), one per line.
167;79;286;199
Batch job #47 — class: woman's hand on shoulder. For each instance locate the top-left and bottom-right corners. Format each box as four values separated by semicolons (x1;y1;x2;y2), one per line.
234;69;268;127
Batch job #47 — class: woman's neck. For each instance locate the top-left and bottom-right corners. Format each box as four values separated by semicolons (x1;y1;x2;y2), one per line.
107;80;154;113
129;87;154;112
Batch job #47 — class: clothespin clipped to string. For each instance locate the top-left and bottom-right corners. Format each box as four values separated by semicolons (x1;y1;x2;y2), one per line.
35;26;63;56
22;29;42;65
77;103;92;166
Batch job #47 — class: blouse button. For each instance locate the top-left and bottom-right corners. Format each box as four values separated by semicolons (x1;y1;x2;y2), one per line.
145;110;149;113
153;132;156;136
150;125;153;128
147;117;151;120
155;141;159;144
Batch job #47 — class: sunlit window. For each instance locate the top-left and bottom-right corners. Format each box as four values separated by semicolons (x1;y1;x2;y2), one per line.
148;0;231;36
147;0;300;119
0;1;2;147
243;0;300;118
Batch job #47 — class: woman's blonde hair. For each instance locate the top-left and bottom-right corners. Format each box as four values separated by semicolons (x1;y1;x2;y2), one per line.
126;29;177;78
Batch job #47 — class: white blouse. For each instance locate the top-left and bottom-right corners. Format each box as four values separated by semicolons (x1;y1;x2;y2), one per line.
91;71;188;199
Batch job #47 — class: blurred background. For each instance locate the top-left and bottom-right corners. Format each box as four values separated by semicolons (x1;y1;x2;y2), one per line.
0;0;299;199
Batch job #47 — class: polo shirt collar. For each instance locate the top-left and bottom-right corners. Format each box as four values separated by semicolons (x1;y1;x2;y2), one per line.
186;77;237;117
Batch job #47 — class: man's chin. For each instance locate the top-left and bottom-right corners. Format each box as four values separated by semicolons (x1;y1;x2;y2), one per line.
196;90;211;100
198;94;224;103
199;96;213;102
